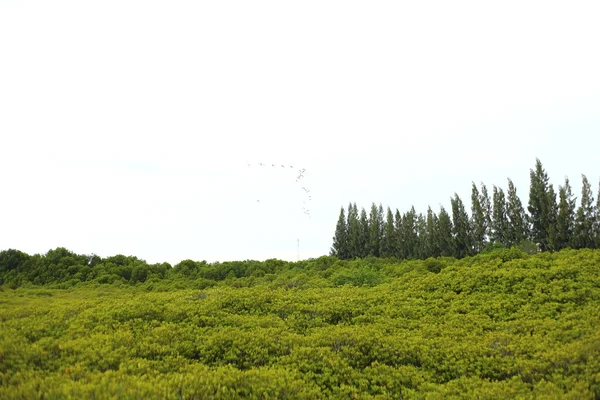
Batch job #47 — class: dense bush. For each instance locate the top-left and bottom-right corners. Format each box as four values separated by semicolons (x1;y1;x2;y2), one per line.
1;249;599;398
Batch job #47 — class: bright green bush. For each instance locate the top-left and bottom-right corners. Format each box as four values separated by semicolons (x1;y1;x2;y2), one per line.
0;249;599;398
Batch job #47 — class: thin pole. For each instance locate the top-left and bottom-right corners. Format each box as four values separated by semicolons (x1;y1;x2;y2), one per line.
297;238;300;261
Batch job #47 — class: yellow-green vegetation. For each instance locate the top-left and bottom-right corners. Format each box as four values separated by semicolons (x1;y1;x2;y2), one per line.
1;249;600;399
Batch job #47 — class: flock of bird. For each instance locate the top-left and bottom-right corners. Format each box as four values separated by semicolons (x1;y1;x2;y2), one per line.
247;162;311;218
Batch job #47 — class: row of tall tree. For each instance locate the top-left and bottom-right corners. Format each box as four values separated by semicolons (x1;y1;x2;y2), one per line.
331;159;600;260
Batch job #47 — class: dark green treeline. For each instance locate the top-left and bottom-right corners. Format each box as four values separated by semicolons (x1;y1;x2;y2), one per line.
331;159;600;260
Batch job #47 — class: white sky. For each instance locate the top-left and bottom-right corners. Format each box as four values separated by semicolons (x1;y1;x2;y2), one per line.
1;1;599;264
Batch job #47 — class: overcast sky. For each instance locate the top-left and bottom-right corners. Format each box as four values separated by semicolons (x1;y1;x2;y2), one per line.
1;1;599;265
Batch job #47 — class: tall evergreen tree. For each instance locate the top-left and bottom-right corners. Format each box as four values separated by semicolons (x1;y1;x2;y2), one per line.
380;207;396;258
426;207;440;258
470;183;487;253
555;178;576;250
377;204;385;255
378;204;385;237
506;178;529;246
347;203;360;259
437;206;454;257
359;208;370;257
528;159;556;251
330;207;350;258
368;203;382;257
394;209;403;259
573;175;596;249
330;160;599;256
415;212;428;259
402;207;418;259
546;184;559;251
492;186;509;246
480;183;493;242
451;193;472;258
595;180;600;248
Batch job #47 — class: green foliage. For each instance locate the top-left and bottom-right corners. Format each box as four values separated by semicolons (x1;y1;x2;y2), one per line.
425;207;439;258
437;206;454;257
470;183;488;254
359;208;370;258
0;249;30;275
1;249;599;398
451;193;472;258
556;177;576;250
506;178;530;247
424;257;445;273
595;181;600;248
347;203;361;259
528;158;558;251
394;209;403;258
415;212;428;259
516;239;539;255
379;207;397;258
492;186;509;246
573;174;596;249
333;159;596;262
480;183;493;243
330;266;386;287
368;203;383;257
401;207;419;259
330;207;350;259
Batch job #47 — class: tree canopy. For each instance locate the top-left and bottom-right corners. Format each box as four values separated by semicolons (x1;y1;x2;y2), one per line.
331;159;599;260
